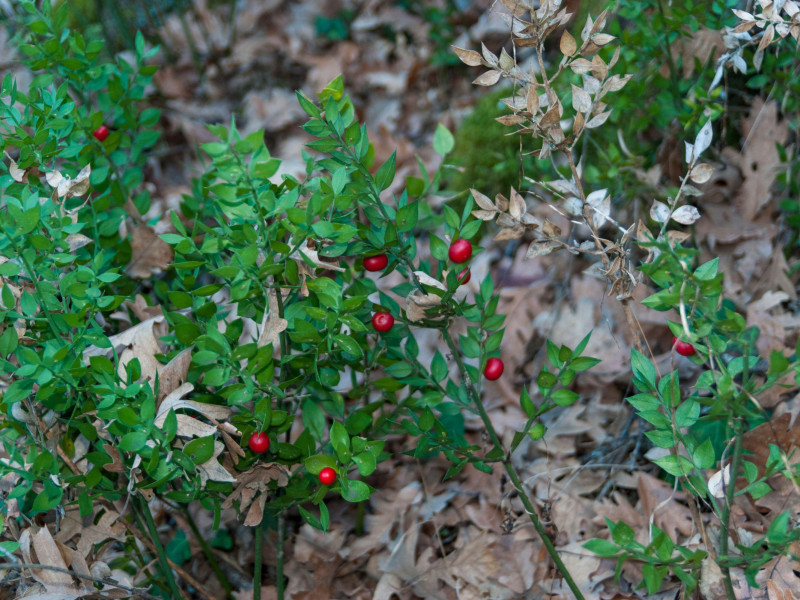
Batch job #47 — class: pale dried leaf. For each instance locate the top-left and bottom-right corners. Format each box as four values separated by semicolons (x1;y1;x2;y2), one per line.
571;84;592;113
481;42;498;66
471;188;496;211
451;46;483;67
45;165;91;198
509;188;525;220
650;201;671;223
499;47;515;71
127;224;173;278
197;441;236;486
494;225;525;241
585;109;612;129
526;84;539;115
694;120;713;157
526;239;561;258
671;205;701;225
473;70;502;86
569;58;594;74
690;163;715;184
472;209;498;221
414;270;447;291
66;233;92;252
560;30;577;56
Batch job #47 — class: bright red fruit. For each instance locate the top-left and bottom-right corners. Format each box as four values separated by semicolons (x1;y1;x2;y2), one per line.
93;125;110;141
448;239;473;263
484;357;504;380
248;432;270;453
363;253;388;271
672;337;696;357
372;311;394;332
319;467;336;486
458;268;471;285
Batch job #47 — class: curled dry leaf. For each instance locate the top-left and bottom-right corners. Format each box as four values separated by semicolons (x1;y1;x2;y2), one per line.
4;151;26;182
196;440;236;486
259;285;289;348
509;188;526;220
526;239;561;258
127;224;173;278
494;225;525;241
414;270;447;291
405;290;443;322
45;165;91;198
154;382;233;438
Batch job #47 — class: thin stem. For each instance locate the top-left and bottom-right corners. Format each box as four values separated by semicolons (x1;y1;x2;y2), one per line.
441;330;586;600
134;494;184;600
719;418;744;600
253;510;266;600
180;506;236;600
276;513;285;600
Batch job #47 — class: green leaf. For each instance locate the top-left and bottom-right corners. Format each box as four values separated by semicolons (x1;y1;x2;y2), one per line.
330;421;351;463
694;257;719;281
520;386;535;418
433;123;455;156
551;388;579;406
431;351;448;383
610;520;635;546
692;438;714;470
396;201;419;232
183;435;215;464
334;334;363;359
302;399;325;441
304;454;337;474
352;451;377;476
631;348;657;392
583;538;621;557
374;151;396;192
653;454;693;477
340;479;372;502
118;431;148;452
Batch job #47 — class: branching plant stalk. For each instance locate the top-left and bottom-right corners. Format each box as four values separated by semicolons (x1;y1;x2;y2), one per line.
181;506;236;600
441;329;586;600
134;494;184;600
719;417;744;600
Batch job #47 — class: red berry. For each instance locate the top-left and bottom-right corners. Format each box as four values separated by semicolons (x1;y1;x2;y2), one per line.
448;239;472;263
363;253;388;272
458;268;471;285
319;467;336;486
248;432;270;454
672;337;696;357
484;357;504;381
93;125;109;142
372;311;395;332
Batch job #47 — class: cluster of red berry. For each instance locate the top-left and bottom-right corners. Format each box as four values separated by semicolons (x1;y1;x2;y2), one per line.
367;240;504;381
247;238;505;487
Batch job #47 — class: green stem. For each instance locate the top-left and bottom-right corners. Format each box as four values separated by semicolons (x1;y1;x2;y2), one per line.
181;506;236;600
135;494;184;600
441;330;585;600
719;418;744;600
276;513;285;600
253;510;264;600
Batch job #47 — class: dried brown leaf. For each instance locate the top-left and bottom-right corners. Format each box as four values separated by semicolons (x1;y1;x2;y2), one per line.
560;30;577;56
494;225;525;241
473;70;502;86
